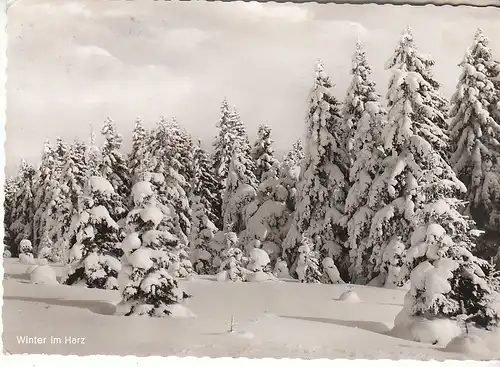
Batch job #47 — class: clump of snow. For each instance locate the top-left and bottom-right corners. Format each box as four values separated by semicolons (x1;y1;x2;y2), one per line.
322;257;344;284
338;289;361;303
89;176;115;194
140;206;164;227
3;249;12;258
445;334;492;356
30;265;58;285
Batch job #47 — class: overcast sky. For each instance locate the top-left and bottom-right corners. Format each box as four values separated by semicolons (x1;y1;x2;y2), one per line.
6;0;500;176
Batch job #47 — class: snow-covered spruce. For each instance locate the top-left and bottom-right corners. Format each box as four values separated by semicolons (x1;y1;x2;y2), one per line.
99;117;132;203
296;237;322;284
63;176;125;290
362;36;467;287
239;168;292;267
8;160;36;256
189;196;218;275
216;231;250;282
222;147;257;233
212;99;254;229
343;41;388;284
251;124;281;184
116;180;192;317
399;199;500;330
147;120;192;240
128;118;150;185
385;26;450;162
448;29;500;259
191;140;220;226
280;139;304;213
3;176;19;256
47;140;89;263
282;60;350;279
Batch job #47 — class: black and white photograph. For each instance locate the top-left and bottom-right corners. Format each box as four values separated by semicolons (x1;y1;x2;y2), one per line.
2;0;500;361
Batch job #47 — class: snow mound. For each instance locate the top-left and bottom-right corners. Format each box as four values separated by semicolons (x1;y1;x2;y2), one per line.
410;318;462;345
235;331;255;339
445;334;492;356
19;253;36;265
3;249;12;258
246;271;277;282
30;265;58;285
167;304;196;318
338;290;361;303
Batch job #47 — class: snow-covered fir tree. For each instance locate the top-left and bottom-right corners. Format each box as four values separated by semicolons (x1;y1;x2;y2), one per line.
166;118;196;197
148;118;192;239
32;141;58;250
3;176;19;255
100;117;131;203
37;231;53;259
222;147;257;233
280;139;304;213
128;118;150;184
63;176;125;289
386;27;450;162
86;125;101;177
399;198;500;330
343;41;388;283
282;60;350;279
212;99;254;229
191;140;220;226
116;178;191;316
189;196;218;274
251;124;280;184
363;40;468;287
9;160;36;256
448;29;500;262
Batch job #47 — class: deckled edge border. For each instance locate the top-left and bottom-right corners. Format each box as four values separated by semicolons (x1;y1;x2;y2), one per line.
1;0;499;366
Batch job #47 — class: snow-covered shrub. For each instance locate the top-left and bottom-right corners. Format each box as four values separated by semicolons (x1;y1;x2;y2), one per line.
19;239;33;255
296;238;322;284
246;247;275;282
321;257;344;284
338;288;361;303
168;247;195;278
217;247;249;282
273;258;291;279
30;265;58;285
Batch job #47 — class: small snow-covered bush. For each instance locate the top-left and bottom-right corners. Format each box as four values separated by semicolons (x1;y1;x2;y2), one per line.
30;265;58;285
338;289;361;303
217;247;250;282
246;247;276;282
273;258;291;279
19;239;33;255
321;257;344;284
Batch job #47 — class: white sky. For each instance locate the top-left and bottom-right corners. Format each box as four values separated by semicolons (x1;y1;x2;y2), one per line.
6;0;500;176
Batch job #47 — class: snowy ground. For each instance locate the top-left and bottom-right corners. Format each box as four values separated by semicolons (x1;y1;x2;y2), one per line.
2;257;499;360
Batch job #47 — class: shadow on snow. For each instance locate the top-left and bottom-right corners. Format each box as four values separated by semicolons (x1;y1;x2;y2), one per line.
4;295;116;315
278;315;391;334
